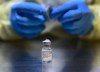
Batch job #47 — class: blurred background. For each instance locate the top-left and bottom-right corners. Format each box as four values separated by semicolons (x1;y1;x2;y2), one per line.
0;0;100;72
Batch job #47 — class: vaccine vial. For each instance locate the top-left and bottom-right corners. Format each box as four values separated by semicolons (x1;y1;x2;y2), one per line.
42;39;52;63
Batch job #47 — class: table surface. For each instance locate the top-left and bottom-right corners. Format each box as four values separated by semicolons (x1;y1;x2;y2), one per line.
0;39;97;72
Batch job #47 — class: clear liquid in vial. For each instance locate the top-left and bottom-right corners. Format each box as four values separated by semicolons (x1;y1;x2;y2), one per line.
42;39;52;63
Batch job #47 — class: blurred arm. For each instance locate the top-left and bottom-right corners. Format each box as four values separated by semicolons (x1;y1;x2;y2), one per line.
0;1;22;40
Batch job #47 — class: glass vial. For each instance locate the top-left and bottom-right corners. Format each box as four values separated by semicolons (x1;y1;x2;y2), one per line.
42;39;52;63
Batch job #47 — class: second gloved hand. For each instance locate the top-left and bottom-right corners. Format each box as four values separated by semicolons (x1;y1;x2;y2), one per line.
10;2;46;39
50;0;94;36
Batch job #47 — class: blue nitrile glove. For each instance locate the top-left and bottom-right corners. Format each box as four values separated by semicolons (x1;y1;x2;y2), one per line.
50;0;94;36
10;2;46;39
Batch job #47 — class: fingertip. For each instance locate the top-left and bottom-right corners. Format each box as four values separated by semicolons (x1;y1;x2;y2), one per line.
34;15;46;23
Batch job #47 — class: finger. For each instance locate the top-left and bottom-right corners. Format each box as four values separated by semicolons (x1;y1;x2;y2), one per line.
59;9;82;23
12;21;45;34
77;14;93;35
22;33;40;38
71;14;90;34
63;14;92;35
62;20;84;35
15;29;41;38
11;2;46;15
18;25;45;32
50;1;77;19
10;13;45;33
15;13;46;26
11;22;45;38
59;9;84;34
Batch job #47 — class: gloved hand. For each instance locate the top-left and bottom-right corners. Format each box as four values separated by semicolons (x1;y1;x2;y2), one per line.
10;2;46;39
50;0;94;36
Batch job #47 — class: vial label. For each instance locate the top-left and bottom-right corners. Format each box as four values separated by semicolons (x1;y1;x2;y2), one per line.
42;50;52;62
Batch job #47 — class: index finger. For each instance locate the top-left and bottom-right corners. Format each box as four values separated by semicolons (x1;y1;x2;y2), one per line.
11;2;46;15
50;1;77;19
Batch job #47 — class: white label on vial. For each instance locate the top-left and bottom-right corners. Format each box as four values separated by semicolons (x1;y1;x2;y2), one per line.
42;50;52;62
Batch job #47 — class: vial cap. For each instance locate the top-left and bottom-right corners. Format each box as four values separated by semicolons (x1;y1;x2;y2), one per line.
43;39;51;45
